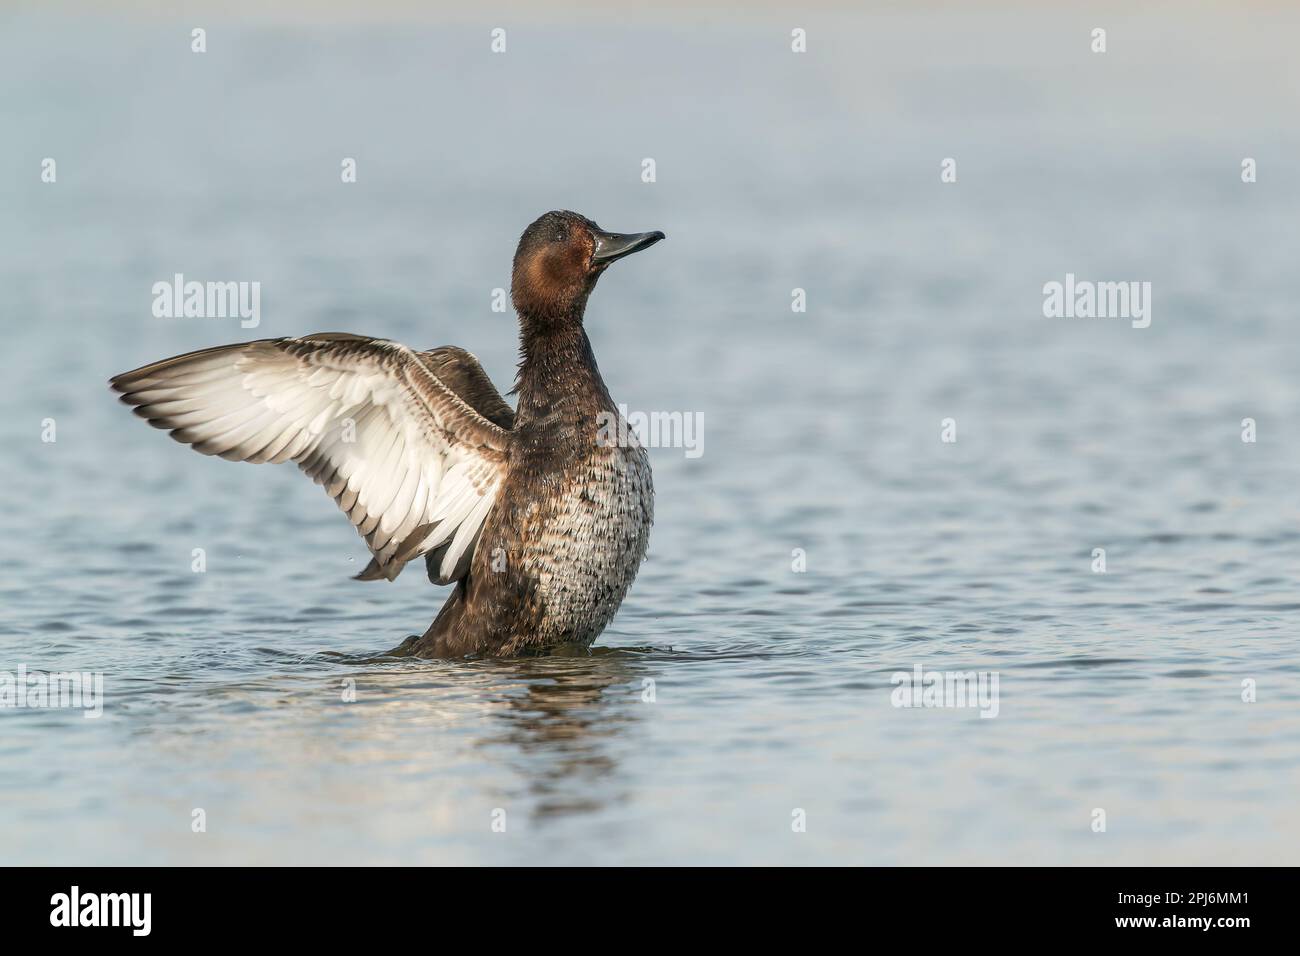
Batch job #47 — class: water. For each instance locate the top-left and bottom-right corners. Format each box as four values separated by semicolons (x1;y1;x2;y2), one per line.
3;3;1299;864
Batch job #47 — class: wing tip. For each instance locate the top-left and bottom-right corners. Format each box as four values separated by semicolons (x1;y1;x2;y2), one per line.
353;557;402;582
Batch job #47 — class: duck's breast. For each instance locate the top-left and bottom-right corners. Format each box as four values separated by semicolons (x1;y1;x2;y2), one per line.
526;441;653;644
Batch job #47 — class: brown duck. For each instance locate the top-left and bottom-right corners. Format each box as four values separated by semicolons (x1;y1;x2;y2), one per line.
110;211;664;657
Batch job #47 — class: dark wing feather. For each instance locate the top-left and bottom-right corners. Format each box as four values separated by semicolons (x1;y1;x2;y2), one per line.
420;346;515;429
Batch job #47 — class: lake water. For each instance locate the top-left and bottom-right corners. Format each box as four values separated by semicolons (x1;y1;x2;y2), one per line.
3;3;1299;865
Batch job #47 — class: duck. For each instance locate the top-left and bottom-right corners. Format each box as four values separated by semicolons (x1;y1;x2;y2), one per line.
110;210;664;657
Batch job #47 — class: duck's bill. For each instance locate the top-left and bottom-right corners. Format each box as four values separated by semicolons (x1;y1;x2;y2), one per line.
592;229;665;264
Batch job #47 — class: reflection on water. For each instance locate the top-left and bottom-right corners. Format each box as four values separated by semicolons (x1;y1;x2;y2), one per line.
482;653;642;819
3;4;1300;864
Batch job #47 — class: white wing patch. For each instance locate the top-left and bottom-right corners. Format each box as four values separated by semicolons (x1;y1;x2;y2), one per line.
111;335;510;582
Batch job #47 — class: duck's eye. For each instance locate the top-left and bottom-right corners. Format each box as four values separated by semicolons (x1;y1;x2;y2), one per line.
553;231;567;242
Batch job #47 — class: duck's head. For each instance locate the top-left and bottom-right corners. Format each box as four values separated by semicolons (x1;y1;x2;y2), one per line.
511;210;664;323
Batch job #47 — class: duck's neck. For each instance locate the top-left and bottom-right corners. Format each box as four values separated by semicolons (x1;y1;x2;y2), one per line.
514;317;614;426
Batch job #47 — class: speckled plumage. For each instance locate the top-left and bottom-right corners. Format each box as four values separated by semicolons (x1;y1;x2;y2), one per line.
110;210;663;658
418;324;654;656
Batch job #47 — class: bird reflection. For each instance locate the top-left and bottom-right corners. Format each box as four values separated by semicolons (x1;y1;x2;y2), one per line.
476;649;646;820
339;639;658;822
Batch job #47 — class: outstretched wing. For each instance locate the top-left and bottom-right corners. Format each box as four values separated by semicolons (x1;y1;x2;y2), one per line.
110;332;511;584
